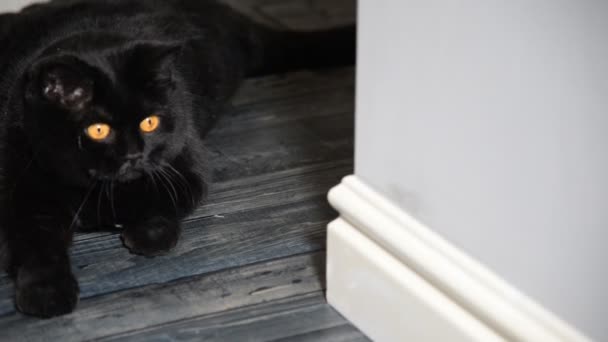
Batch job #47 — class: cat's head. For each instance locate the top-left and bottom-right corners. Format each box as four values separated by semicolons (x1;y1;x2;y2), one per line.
23;41;192;185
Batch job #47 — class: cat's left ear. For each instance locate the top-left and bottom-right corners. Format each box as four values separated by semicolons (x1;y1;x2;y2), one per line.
27;56;95;112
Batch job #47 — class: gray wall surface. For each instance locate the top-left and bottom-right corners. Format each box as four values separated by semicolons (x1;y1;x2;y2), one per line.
0;0;37;12
356;0;608;340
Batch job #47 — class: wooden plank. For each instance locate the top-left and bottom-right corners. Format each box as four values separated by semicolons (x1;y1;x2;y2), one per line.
101;292;369;342
75;197;330;298
230;67;355;107
216;88;354;135
0;253;327;342
191;159;353;220
208;118;353;182
209;68;354;182
212;89;353;180
275;325;371;342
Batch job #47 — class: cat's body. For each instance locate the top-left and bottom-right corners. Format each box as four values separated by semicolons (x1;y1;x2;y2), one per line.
0;0;354;317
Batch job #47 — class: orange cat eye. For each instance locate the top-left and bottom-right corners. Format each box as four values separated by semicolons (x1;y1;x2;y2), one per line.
140;115;160;133
86;123;111;141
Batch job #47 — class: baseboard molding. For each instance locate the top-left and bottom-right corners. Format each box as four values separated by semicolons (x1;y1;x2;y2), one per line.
327;218;505;341
326;175;590;342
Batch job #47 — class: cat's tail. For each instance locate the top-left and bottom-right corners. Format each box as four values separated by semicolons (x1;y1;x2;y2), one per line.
246;24;357;77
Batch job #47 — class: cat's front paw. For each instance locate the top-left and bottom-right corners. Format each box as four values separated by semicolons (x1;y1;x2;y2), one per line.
15;269;79;318
121;216;180;257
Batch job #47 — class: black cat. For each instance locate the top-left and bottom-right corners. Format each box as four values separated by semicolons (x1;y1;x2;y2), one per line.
0;0;355;318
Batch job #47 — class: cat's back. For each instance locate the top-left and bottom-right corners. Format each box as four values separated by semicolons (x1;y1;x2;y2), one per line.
0;0;244;74
7;0;202;45
11;0;234;39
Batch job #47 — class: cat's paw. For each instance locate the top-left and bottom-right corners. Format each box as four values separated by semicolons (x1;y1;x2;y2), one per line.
15;269;79;318
121;216;180;257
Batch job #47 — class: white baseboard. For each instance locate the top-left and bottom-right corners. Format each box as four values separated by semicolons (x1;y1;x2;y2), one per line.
327;218;505;341
326;175;590;342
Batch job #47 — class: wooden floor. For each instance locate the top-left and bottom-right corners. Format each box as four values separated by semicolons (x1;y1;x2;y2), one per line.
0;1;366;341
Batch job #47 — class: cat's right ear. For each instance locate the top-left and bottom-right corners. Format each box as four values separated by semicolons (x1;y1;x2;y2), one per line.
27;56;94;112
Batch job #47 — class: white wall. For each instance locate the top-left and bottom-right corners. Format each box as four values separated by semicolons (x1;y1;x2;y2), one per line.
356;0;608;340
0;0;38;12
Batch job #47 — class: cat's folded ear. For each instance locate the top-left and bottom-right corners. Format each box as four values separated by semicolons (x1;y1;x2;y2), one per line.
131;41;182;64
129;41;183;91
26;56;94;112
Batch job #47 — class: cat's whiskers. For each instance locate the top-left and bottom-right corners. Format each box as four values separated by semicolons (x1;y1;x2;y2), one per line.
165;164;197;209
153;169;178;215
158;168;179;205
145;170;160;194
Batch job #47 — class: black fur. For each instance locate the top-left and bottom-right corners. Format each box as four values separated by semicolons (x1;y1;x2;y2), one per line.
0;0;355;317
